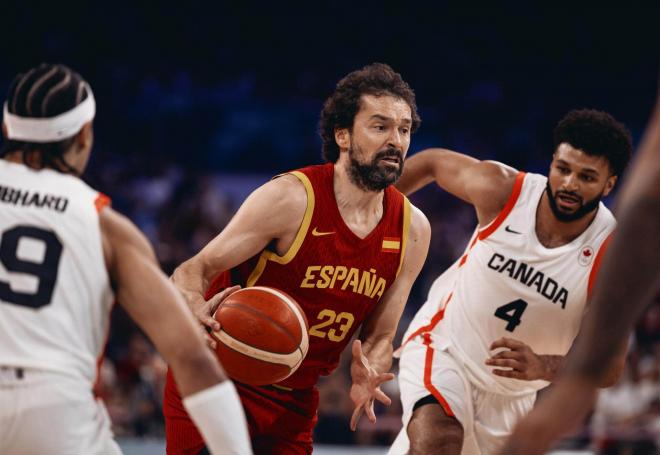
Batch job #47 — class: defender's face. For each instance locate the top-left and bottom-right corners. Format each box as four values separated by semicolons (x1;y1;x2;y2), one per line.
547;143;616;217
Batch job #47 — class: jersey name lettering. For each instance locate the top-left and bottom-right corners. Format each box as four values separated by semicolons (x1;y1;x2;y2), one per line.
0;185;69;213
300;265;387;299
487;252;569;308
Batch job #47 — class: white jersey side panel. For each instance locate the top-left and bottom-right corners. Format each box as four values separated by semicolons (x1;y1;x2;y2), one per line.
0;160;114;386
405;172;615;395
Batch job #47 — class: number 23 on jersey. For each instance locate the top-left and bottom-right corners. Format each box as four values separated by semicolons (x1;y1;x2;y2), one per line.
309;309;355;342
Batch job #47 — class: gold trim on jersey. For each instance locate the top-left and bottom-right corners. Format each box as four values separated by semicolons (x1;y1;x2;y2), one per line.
246;171;315;287
396;196;411;278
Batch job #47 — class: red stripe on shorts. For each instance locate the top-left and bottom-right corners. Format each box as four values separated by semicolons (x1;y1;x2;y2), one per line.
422;332;455;417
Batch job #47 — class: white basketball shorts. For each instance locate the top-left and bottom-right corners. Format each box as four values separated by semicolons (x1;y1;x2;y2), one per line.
0;367;121;454
388;333;537;455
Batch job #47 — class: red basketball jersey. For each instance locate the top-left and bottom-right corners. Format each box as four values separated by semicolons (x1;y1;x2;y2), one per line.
230;163;411;388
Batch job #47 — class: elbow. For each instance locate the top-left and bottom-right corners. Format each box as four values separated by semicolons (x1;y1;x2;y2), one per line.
598;361;626;388
170;344;224;380
599;377;619;388
598;370;623;388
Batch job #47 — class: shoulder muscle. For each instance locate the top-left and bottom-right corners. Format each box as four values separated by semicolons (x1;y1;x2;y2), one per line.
466;161;519;226
99;207;157;280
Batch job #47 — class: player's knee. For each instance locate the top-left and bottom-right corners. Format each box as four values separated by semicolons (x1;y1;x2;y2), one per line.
407;398;463;455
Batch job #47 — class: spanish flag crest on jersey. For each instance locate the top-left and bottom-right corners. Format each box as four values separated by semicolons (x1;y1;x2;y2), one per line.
382;236;401;253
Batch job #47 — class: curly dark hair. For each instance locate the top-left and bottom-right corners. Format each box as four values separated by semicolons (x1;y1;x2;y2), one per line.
319;63;421;163
553;109;632;177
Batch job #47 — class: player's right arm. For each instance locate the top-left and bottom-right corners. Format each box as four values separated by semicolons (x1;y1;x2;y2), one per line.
172;175;307;343
396;148;518;226
100;207;252;455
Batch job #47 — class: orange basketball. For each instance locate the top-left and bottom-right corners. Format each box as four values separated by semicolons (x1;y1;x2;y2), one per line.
211;286;309;385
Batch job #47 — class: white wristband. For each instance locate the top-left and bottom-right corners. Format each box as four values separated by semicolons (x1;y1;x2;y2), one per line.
183;381;253;455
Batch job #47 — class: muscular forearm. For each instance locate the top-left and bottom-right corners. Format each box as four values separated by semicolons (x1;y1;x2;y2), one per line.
361;336;394;374
171;257;212;305
395;149;439;195
169;348;228;396
542;353;623;387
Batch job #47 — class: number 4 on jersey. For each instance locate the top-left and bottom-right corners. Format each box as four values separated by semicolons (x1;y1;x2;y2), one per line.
494;299;528;332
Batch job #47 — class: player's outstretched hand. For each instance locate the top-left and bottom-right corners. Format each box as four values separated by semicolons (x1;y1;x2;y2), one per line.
486;337;548;381
349;339;395;431
191;285;241;350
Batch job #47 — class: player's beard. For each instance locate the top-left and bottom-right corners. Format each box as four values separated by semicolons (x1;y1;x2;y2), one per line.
545;182;602;223
347;142;404;192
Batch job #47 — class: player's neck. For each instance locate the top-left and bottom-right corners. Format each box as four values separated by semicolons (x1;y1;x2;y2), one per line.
535;192;598;248
2;150;72;174
2;151;42;170
333;162;385;237
333;162;384;208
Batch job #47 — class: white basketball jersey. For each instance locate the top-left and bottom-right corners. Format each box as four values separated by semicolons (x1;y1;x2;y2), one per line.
0;160;114;387
403;172;615;395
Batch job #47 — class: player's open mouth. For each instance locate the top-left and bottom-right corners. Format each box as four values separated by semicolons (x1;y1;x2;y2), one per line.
557;194;580;209
380;157;401;167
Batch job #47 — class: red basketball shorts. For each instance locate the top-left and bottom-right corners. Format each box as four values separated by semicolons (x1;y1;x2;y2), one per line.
163;369;319;455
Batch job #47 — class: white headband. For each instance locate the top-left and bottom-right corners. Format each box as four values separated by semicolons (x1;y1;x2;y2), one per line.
2;84;96;143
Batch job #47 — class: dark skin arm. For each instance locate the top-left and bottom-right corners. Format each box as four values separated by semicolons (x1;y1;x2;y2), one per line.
395;148;517;227
486;336;627;387
486;338;565;382
100;207;231;397
500;84;660;455
404;150;628;387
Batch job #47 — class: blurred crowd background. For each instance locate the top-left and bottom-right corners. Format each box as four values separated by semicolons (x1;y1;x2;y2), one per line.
1;3;658;453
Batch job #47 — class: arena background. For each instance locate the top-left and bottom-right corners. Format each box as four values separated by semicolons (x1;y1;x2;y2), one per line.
1;3;658;454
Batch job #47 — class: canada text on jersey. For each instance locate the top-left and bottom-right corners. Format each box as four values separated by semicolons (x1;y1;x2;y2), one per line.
487;252;569;308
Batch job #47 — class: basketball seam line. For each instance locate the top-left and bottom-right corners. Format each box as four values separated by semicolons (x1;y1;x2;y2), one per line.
210;331;292;373
250;286;309;357
212;330;303;366
218;302;298;349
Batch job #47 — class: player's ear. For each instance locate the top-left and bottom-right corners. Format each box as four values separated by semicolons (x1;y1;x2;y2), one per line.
75;122;93;150
603;174;617;197
548;151;557;172
334;127;350;151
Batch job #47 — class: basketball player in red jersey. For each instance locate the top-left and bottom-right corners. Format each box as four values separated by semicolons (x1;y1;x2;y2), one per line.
163;63;431;454
500;84;660;455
